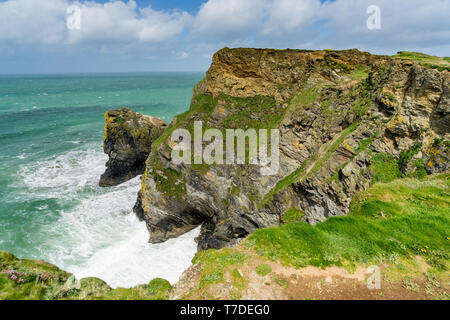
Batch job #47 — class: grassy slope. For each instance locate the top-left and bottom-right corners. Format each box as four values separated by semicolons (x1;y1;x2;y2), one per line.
393;51;450;71
249;173;449;269
191;171;450;298
0;252;172;300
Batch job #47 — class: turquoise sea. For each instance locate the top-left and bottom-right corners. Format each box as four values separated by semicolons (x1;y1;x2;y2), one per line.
0;73;203;288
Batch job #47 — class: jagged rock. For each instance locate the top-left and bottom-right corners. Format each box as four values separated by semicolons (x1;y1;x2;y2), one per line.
133;48;450;251
99;108;167;187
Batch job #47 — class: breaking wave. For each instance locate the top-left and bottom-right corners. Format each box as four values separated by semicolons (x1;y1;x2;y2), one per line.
15;145;199;288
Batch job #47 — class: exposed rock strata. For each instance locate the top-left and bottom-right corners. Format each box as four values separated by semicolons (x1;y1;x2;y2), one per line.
99;108;167;187
132;48;449;250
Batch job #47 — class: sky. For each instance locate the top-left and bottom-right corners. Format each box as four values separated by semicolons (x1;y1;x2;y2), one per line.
0;0;449;74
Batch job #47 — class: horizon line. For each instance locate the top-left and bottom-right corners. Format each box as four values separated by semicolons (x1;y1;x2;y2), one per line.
0;70;206;77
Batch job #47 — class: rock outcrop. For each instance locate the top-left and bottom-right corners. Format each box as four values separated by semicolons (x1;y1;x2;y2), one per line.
133;48;449;250
99;108;167;187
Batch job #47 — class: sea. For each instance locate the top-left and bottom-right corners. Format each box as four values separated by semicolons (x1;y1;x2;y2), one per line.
0;72;204;288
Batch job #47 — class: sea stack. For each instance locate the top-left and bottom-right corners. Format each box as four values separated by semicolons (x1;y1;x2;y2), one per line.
99;108;167;187
133;48;450;251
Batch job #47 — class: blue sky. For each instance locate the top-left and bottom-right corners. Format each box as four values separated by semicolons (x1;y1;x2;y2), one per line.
0;0;448;74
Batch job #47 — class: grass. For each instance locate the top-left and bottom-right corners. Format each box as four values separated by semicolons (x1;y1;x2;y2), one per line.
229;269;245;299
185;173;449;298
433;138;450;148
291;87;318;107
0;252;172;300
356;131;379;153
281;208;305;223
153;163;186;198
256;264;272;277
393;51;450;72
92;278;172;300
371;148;431;182
246;173;450;269
398;143;422;170
220;94;281;130
271;274;289;288
192;248;248;289
349;68;370;81
370;153;405;184
283;87;318;120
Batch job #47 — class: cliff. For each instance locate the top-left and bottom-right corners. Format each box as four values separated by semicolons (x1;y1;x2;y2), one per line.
133;48;449;251
3;49;450;301
2;173;449;300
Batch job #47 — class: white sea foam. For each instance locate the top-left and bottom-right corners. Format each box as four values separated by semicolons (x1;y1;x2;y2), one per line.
17;145;199;288
18;147;106;199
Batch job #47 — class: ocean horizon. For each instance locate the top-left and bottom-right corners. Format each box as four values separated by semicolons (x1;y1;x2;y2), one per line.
0;71;206;77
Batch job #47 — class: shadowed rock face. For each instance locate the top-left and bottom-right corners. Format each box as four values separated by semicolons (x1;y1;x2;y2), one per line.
99;108;167;187
132;48;449;251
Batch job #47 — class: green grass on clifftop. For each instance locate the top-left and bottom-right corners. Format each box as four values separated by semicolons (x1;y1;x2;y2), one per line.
246;173;450;269
171;172;450;299
192;248;248;289
393;51;450;71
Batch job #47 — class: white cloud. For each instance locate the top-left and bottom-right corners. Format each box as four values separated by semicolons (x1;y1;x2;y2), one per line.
191;0;449;55
137;7;191;42
0;0;192;46
261;0;321;36
314;0;450;53
192;0;267;38
0;0;68;45
0;0;449;73
191;0;322;39
1;0;447;54
68;1;191;44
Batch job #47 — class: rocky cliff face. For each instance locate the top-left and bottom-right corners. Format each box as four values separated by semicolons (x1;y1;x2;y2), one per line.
133;48;449;250
100;108;167;187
